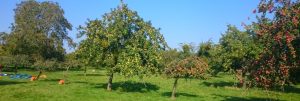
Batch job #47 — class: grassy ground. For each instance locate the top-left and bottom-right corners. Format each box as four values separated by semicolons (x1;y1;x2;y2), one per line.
0;69;299;101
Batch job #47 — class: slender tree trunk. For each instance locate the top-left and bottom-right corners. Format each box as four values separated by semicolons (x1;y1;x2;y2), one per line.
242;74;246;89
0;65;2;74
14;65;18;74
107;73;114;91
84;66;87;79
242;71;250;89
171;77;179;99
64;66;70;83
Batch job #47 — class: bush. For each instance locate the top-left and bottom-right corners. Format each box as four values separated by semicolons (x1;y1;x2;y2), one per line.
0;55;32;72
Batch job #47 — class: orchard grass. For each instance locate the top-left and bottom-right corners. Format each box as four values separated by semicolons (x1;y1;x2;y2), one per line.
0;69;299;101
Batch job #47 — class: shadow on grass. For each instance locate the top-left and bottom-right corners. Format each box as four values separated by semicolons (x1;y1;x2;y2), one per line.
94;81;160;93
202;81;300;94
73;81;88;84
161;92;198;98
213;94;283;101
271;85;300;94
201;81;236;88
76;74;105;76
0;81;27;85
41;78;61;82
284;86;300;94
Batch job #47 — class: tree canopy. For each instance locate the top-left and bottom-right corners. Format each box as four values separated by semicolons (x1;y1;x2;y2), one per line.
246;0;300;89
77;2;167;91
6;0;74;62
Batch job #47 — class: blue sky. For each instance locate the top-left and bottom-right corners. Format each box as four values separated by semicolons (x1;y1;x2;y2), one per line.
0;0;260;52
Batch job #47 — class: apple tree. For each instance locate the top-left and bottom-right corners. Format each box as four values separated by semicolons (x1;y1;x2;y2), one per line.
77;2;167;91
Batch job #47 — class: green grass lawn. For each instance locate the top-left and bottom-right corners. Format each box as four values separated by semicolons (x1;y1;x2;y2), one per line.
0;69;299;101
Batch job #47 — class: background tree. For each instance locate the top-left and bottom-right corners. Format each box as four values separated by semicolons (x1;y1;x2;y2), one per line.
197;40;222;75
161;48;180;72
33;59;60;80
201;25;262;87
2;0;74;77
62;52;83;83
165;44;208;99
77;2;167;91
218;25;262;73
197;40;213;59
7;0;74;62
0;32;9;56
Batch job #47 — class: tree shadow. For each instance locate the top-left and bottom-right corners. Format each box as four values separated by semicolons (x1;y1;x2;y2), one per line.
94;81;160;93
200;81;236;88
72;81;88;84
161;92;198;98
0;81;27;85
76;74;105;76
284;86;300;94
270;85;300;94
213;94;283;101
41;78;61;82
202;81;300;94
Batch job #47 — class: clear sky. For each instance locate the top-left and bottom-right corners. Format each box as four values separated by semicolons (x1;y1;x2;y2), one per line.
0;0;260;52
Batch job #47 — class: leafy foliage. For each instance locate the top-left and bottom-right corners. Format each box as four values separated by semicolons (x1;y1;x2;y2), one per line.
164;44;208;99
63;52;83;70
202;25;263;77
218;25;263;72
0;55;32;68
161;49;180;71
165;56;208;79
78;2;167;77
197;40;214;59
165;43;209;78
246;0;300;89
0;1;75;74
0;32;9;56
77;2;167;90
6;0;74;62
197;41;223;75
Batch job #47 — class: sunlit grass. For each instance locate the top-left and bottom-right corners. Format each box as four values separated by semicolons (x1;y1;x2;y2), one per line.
0;69;299;101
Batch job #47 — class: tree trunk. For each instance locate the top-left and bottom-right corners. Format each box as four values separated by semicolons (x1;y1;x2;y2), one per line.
14;65;18;74
0;65;2;74
36;70;42;80
171;77;179;99
242;71;250;89
242;74;246;89
107;73;114;91
84;66;87;80
64;66;70;84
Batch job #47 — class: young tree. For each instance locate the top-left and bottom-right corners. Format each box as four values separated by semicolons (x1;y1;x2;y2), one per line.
165;56;208;99
33;59;60;80
62;52;83;83
165;44;208;99
77;2;167;91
